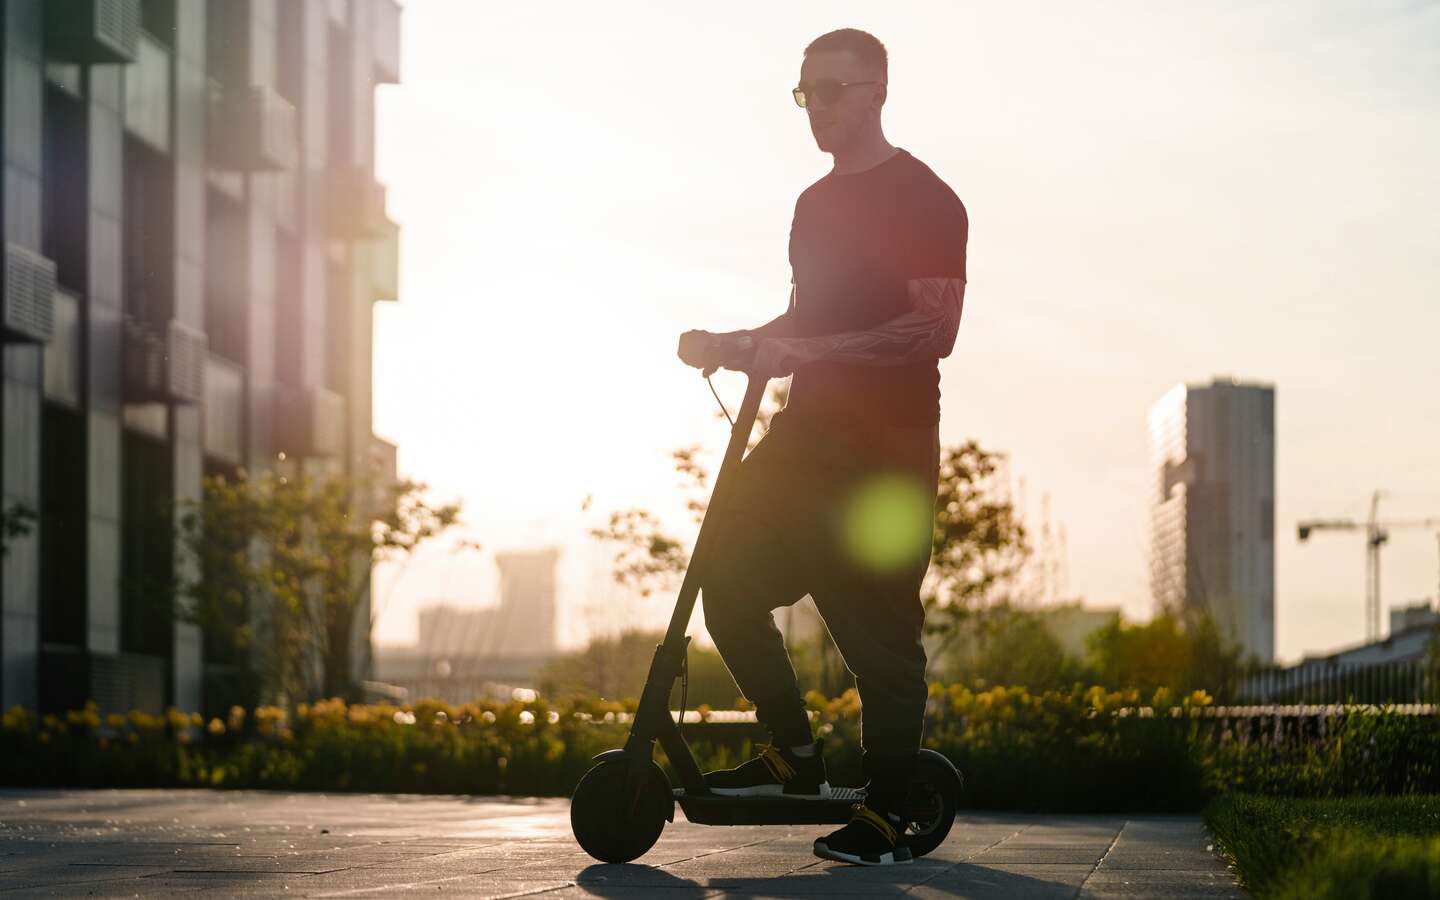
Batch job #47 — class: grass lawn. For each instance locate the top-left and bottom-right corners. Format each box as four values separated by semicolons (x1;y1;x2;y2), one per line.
1205;794;1440;899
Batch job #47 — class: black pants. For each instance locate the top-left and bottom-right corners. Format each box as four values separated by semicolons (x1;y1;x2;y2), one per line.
702;410;939;806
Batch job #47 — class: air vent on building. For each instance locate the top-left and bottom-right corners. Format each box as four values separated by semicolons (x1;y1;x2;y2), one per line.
123;317;207;405
276;386;347;459
208;84;299;172
329;169;390;238
45;0;141;65
3;244;58;344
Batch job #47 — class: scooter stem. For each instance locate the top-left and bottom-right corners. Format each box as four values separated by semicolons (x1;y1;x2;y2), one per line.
662;373;768;649
619;372;769;786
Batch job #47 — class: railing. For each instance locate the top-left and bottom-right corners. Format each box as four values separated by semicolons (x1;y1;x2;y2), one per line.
1238;659;1436;705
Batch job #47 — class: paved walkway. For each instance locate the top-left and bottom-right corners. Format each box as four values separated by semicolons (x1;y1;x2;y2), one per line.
0;790;1241;898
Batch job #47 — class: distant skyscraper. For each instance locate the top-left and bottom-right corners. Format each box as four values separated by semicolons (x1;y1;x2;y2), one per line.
494;548;560;657
1149;378;1275;661
416;548;560;659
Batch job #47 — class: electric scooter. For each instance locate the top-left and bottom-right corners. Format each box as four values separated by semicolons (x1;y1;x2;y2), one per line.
569;357;963;864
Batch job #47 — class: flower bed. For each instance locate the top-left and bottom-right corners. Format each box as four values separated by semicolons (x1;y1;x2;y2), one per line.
4;685;1438;811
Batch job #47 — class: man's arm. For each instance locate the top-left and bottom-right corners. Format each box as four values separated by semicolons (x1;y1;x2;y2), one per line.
677;286;796;373
759;277;964;371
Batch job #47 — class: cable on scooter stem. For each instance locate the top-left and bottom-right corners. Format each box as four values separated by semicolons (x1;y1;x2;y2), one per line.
706;374;734;427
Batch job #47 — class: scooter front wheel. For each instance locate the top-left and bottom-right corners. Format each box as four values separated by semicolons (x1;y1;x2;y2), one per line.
901;749;964;858
570;758;671;863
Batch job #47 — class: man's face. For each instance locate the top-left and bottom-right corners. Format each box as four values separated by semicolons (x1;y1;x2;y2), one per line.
798;49;884;154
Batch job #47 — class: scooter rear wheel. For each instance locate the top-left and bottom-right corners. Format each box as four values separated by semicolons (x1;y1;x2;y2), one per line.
570;758;671;863
901;749;963;858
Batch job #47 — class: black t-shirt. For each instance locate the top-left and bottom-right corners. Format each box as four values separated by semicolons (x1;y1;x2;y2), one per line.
784;149;968;427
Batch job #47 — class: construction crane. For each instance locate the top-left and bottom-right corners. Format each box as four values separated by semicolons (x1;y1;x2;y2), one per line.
1298;490;1440;642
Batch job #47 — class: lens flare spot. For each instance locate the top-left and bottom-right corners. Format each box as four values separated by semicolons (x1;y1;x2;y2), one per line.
841;475;932;572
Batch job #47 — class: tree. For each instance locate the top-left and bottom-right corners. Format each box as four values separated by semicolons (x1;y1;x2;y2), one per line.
922;442;1030;660
936;604;1087;691
1085;610;1244;698
176;467;463;704
1;502;37;558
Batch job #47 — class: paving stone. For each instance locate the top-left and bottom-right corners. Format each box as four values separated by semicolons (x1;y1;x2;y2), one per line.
0;790;1238;898
972;847;1108;865
1099;818;1232;872
909;867;1085;900
1081;868;1244;898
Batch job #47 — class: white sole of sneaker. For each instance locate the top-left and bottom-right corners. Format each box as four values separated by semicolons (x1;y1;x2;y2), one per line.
812;843;912;866
707;782;832;799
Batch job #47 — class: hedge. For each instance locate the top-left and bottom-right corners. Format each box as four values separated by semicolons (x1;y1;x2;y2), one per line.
5;685;1439;811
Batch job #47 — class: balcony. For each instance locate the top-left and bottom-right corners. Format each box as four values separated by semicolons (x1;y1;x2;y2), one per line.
329;168;390;238
276;386;346;459
3;243;57;344
45;0;141;65
123;317;207;405
373;0;401;84
208;83;299;173
371;218;399;302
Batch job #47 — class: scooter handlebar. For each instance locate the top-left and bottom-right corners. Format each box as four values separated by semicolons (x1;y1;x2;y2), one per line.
677;330;755;376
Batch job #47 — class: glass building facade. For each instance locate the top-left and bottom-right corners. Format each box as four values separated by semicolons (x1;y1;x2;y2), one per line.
1148;378;1276;662
1;0;401;713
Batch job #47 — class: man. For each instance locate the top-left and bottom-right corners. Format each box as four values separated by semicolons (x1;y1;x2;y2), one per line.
676;29;967;865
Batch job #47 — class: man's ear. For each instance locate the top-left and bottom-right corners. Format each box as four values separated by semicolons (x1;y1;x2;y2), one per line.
872;82;888;109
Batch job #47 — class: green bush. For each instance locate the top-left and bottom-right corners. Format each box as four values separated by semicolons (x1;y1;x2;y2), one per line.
5;688;1439;813
1206;794;1440;899
1203;708;1440;798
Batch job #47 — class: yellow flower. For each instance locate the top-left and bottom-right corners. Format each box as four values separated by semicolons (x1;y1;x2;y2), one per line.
3;705;34;731
207;718;225;736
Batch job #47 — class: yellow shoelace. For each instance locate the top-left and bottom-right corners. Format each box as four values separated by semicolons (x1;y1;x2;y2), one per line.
850;803;900;845
758;745;797;782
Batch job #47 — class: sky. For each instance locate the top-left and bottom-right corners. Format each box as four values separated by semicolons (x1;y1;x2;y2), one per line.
370;2;1440;663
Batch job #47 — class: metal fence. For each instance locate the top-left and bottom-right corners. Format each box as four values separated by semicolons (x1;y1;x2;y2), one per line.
1238;659;1436;705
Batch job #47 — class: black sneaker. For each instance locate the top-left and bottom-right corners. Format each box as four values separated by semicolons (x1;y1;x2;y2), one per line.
813;802;913;866
704;740;830;798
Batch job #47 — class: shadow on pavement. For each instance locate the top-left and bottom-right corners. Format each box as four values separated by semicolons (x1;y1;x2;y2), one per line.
574;860;1077;898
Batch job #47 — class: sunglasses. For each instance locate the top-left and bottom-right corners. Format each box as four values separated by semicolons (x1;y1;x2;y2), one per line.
791;79;883;109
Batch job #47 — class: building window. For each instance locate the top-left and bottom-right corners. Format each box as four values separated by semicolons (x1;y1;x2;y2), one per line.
40;405;88;648
121;432;174;658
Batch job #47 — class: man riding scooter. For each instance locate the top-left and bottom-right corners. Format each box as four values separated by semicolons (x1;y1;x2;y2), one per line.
677;28;968;866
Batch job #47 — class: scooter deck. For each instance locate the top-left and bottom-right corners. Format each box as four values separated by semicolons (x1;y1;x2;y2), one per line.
674;788;865;826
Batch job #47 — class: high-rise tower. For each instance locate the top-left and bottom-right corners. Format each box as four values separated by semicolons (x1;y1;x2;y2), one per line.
1149;378;1275;661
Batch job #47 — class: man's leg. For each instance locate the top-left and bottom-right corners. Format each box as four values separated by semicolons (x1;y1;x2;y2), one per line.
701;429;818;748
702;524;812;747
812;558;929;808
811;424;940;811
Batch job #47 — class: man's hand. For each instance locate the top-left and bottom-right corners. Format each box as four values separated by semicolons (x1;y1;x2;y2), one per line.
678;330;751;377
678;330;793;379
748;339;796;379
677;330;720;371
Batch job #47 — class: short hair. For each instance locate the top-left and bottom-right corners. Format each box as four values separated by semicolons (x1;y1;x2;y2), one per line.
804;29;888;82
